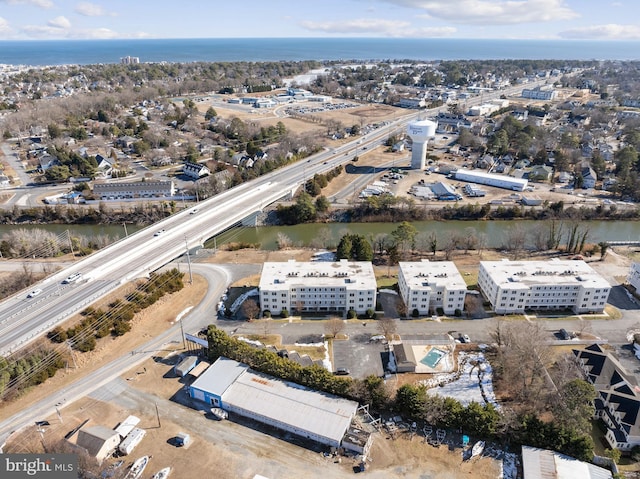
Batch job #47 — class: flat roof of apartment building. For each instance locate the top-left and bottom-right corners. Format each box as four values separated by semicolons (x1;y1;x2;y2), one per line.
480;259;610;289
259;260;376;291
399;260;467;290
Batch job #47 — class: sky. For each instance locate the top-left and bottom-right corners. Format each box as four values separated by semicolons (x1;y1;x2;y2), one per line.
0;0;639;41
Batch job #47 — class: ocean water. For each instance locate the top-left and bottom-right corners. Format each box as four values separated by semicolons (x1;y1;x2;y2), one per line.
1;37;639;66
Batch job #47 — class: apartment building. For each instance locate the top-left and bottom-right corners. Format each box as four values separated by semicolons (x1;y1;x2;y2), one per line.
574;344;640;451
259;260;377;316
93;180;175;200
398;260;467;316
478;259;610;314
628;263;640;293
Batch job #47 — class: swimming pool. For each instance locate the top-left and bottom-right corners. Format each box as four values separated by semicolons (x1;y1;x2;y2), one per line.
420;347;446;368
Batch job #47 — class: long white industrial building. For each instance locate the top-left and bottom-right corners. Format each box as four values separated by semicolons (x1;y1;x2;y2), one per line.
478;259;611;314
189;357;360;449
454;168;528;191
259;260;377;315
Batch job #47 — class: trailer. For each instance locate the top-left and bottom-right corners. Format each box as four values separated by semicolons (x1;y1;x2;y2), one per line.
118;427;146;455
115;415;140;439
174;356;198;377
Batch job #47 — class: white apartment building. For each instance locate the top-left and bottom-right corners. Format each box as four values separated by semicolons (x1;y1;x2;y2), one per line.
93;180;175;200
478;259;611;314
628;263;640;292
259;260;377;316
398;260;467;316
521;87;558;101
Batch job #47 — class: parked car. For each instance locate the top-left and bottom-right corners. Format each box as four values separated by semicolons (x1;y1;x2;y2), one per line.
459;334;471;343
334;367;350;376
559;328;571;340
26;288;42;298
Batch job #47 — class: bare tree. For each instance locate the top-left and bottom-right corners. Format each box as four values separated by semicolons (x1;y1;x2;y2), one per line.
324;317;345;338
476;232;488;258
242;298;261;321
491;322;553;412
377;317;398;339
257;318;272;339
276;232;293;250
504;225;527;259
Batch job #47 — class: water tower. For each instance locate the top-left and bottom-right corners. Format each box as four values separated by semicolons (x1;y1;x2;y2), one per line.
407;119;436;170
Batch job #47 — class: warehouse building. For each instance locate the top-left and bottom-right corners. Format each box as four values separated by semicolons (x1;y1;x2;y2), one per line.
259;260;377;316
189;357;361;450
478;259;611;314
398;260;467;316
454;169;528;191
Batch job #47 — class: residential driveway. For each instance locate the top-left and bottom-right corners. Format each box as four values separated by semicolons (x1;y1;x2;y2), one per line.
332;331;387;378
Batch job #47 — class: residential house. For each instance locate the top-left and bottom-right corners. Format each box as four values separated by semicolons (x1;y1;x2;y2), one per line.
573;344;640;451
183;162;210;180
581;166;597;189
558;171;573;184
530;165;553;182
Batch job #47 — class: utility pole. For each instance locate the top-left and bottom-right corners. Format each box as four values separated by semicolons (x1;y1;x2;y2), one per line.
184;236;193;284
155;402;161;429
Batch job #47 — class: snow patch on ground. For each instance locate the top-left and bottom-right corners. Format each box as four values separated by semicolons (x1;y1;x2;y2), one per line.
421;352;500;409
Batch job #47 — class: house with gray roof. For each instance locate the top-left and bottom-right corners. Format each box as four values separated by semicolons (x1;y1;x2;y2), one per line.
573;344;640;451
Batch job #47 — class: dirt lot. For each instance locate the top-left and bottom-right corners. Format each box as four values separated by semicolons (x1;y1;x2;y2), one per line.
7;349;502;479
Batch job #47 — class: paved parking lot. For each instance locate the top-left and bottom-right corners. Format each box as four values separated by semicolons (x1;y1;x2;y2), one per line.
332;330;387;378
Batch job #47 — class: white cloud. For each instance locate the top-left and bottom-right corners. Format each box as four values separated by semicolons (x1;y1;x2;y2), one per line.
75;2;114;17
1;0;54;8
22;24;65;37
71;27;118;39
0;17;12;34
300;18;455;37
559;24;640;40
381;0;578;25
48;15;70;29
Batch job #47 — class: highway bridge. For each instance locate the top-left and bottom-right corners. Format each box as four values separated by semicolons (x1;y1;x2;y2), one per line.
0;79;545;357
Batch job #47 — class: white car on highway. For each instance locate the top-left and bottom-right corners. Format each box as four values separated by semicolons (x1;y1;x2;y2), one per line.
26;288;42;298
62;273;82;284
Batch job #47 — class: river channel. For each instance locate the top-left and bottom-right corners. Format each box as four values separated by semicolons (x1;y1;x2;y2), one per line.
208;220;640;251
0;220;637;252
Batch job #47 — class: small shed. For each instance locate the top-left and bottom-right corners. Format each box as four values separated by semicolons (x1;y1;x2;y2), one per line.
76;425;120;463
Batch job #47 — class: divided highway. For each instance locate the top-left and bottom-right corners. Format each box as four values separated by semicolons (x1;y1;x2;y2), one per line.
0;80;542;356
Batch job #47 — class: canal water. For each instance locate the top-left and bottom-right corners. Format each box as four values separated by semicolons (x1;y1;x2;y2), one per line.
1;220;637;252
207;220;640;251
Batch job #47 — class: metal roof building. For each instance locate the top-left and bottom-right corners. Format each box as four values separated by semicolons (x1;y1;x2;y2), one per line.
189;357;359;448
521;446;612;479
454;168;528;191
